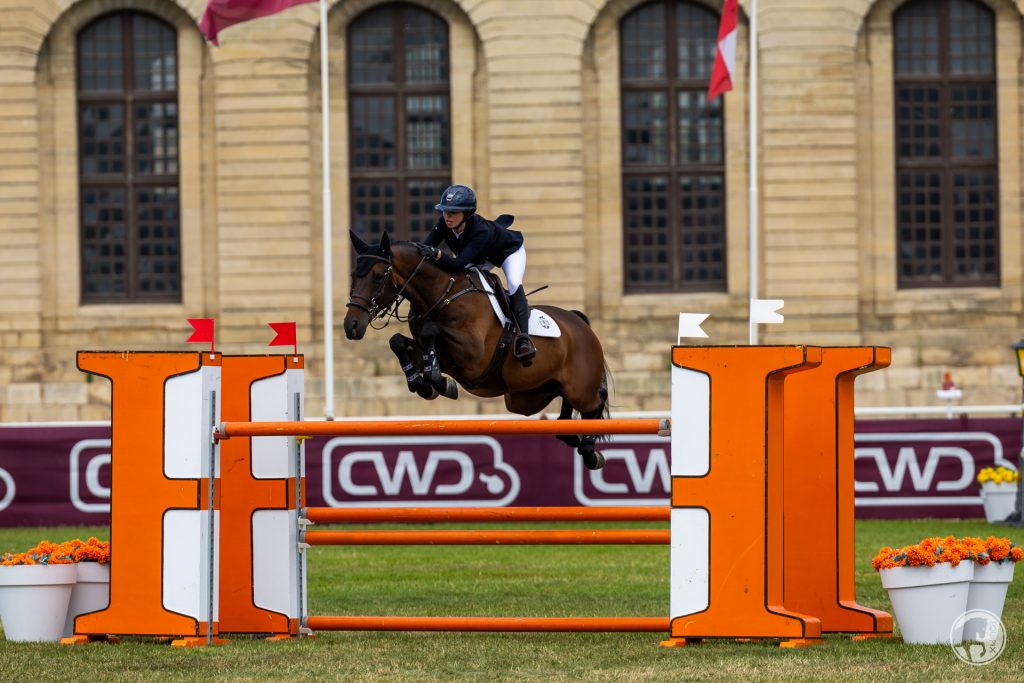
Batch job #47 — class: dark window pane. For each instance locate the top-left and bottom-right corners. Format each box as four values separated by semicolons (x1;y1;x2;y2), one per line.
135;103;179;174
621;1;725;292
893;0;999;288
351;96;396;169
350;6;394;84
79;18;124;92
622;3;666;80
678;90;722;163
408;179;449;240
80;105;125;175
404;7;448;83
894;1;940;75
132;14;177;91
949;0;994;75
676;2;718;80
136;186;181;294
352;181;397;242
406;95;449;169
78;12;181;302
623;91;668;165
81;187;128;296
349;4;451;244
624;175;670;287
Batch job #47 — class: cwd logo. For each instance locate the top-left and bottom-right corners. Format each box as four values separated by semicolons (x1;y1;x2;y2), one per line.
0;465;14;512
321;436;520;507
854;431;1011;508
69;439;112;513
573;436;671;506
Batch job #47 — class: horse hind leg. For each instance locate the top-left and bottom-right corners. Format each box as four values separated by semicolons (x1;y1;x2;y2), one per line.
554;397;581;449
574;373;611;470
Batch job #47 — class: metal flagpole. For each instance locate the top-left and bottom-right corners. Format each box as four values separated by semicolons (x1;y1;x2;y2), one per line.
320;0;335;420
747;0;759;345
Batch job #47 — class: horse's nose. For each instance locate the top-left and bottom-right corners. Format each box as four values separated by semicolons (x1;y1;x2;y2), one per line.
344;317;363;340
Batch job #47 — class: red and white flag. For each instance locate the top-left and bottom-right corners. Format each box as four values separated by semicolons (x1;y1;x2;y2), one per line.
200;0;317;45
707;0;738;101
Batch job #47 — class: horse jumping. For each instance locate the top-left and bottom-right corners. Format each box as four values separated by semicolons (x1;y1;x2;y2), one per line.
343;231;610;469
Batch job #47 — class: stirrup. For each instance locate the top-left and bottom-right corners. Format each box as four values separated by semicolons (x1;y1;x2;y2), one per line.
514;334;536;362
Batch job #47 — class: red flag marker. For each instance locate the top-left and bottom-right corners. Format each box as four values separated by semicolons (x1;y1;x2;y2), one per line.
200;0;317;45
268;321;298;357
186;318;215;353
708;0;738;102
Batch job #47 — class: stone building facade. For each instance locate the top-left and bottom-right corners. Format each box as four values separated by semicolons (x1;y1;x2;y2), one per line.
2;0;1024;422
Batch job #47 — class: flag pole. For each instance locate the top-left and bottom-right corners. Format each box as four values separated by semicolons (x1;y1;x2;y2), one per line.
319;0;335;419
747;0;759;345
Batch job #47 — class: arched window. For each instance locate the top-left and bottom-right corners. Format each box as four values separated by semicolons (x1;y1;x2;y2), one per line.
620;1;725;293
77;12;180;303
893;0;998;287
348;3;451;244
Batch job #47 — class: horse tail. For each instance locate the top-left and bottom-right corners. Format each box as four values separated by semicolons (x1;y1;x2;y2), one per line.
600;363;611;420
570;309;591;325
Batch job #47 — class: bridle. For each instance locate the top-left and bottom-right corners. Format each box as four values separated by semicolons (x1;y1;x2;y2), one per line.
346;247;484;330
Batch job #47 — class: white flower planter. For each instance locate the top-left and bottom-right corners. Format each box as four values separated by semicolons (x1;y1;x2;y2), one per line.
965;560;1015;640
62;562;111;638
980;482;1018;523
879;562;974;644
0;564;77;642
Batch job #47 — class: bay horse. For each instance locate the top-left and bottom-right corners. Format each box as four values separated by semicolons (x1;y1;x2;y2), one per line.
343;230;610;469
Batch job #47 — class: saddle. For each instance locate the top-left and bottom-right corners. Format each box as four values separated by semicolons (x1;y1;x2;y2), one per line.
476;269;516;329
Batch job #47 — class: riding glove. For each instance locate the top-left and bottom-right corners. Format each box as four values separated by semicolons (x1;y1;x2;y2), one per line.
415;243;439;260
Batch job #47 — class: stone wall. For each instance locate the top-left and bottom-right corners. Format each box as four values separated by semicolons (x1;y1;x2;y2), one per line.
2;0;1024;423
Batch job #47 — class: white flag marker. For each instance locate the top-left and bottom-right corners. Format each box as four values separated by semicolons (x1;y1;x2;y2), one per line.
750;299;784;324
678;313;710;342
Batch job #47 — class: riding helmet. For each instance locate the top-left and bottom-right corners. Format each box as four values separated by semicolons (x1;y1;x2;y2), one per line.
435;184;477;213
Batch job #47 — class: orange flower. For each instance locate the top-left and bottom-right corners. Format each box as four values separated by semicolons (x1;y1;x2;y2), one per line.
0;538;110;566
873;535;982;571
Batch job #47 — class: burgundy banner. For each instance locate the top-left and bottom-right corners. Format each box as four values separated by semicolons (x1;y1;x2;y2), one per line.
0;418;1018;526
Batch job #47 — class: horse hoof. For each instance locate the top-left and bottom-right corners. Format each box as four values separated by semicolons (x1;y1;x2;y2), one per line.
580;448;605;470
416;384;439;400
441;378;459;400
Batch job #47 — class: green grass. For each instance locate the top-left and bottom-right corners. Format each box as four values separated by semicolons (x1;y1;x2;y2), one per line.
0;519;1021;681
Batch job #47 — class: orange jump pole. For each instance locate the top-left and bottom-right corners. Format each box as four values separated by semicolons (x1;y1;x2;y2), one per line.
305;506;670;524
305;616;670;632
303;529;670;545
216;418;669;439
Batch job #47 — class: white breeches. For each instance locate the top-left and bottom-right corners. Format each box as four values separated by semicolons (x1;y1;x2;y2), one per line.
500;246;527;293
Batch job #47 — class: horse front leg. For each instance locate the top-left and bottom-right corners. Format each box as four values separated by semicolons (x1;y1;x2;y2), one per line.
419;323;458;400
389;333;439;400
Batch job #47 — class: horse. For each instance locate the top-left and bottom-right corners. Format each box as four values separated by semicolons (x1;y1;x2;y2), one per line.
343;230;611;469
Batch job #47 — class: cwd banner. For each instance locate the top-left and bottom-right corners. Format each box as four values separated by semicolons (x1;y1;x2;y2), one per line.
0;417;1019;526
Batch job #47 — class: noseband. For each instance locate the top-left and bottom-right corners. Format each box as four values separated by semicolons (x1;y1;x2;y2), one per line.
346;254;397;320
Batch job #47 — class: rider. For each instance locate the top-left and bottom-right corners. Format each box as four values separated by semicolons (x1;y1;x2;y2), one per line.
417;184;537;364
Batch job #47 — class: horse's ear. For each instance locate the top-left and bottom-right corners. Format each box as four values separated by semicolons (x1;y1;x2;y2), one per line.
379;231;391;253
350;229;370;255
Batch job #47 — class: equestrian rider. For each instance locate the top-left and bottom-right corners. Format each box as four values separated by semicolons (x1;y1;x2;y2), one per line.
417;184;537;363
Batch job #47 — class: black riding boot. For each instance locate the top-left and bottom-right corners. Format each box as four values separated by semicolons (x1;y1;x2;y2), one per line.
509;286;536;364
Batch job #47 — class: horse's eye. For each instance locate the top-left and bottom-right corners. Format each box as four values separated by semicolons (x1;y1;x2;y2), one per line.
372;271;385;283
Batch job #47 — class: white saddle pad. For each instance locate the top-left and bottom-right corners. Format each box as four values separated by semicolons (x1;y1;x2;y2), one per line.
471;268;561;338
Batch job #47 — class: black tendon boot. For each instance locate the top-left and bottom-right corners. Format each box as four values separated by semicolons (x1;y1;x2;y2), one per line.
509;286;537;364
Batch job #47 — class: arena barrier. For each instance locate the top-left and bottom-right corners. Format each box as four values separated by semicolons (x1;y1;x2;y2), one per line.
67;345;894;648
